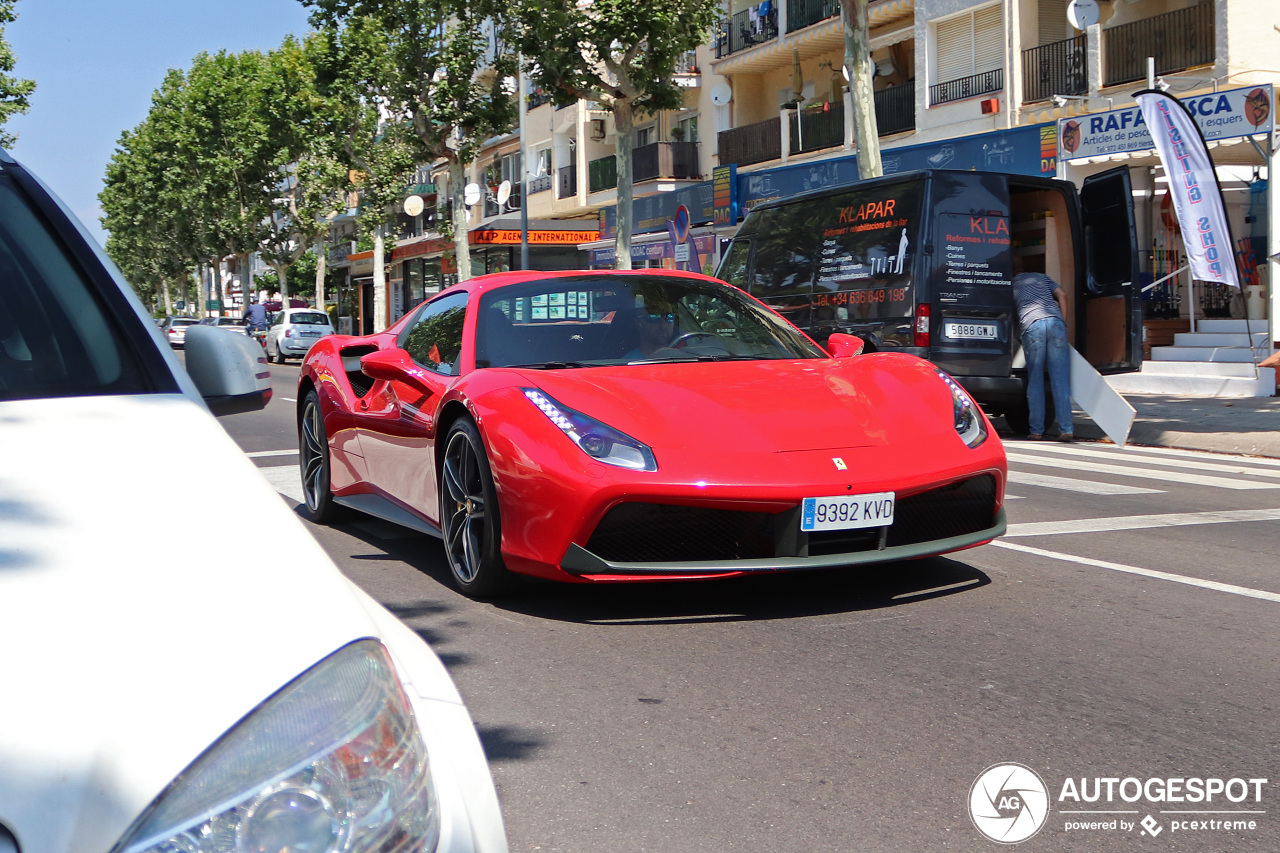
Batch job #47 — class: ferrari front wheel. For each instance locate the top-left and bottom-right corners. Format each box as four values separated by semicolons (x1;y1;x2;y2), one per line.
299;390;341;523
440;418;511;598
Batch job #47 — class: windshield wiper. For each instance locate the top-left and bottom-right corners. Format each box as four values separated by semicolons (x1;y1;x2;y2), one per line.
504;361;591;369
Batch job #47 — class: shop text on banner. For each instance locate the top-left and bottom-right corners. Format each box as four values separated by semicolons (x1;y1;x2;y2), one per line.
1135;89;1239;288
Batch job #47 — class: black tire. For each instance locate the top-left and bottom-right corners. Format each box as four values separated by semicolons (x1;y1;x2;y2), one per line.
440;418;512;598
1003;401;1031;436
299;390;342;523
272;342;284;364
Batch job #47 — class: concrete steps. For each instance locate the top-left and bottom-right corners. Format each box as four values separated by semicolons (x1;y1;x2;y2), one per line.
1106;319;1275;397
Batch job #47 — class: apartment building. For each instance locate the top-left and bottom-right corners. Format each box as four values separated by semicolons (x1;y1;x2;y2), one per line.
331;0;1278;351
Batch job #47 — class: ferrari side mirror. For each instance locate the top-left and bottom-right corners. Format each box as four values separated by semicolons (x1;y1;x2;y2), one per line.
826;333;865;358
360;348;436;393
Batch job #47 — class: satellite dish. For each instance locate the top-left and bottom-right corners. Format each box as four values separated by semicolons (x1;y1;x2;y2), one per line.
403;195;425;217
1067;0;1100;30
464;182;482;206
497;180;512;207
710;82;733;106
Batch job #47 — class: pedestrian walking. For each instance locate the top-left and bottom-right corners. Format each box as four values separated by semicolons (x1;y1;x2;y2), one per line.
1012;262;1073;441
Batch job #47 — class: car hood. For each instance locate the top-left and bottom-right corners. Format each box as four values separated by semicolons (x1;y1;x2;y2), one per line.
0;396;390;853
518;354;953;453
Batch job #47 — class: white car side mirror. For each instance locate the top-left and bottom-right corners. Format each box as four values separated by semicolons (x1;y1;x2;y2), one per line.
184;325;272;415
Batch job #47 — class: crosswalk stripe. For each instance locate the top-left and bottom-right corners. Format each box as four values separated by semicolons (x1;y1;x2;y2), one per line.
247;449;297;458
1005;507;1280;537
1094;443;1280;469
1007;471;1163;495
1009;442;1280;479
993;540;1280;604
1005;451;1280;490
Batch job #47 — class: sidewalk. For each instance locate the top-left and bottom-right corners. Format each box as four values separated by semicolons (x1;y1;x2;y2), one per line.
997;394;1280;459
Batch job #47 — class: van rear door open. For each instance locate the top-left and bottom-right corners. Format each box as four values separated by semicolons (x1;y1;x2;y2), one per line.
1079;166;1142;371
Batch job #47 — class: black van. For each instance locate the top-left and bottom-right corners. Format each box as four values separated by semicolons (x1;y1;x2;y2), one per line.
715;167;1141;432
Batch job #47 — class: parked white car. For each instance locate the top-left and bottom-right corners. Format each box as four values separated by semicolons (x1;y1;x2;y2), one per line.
0;149;507;853
266;307;334;363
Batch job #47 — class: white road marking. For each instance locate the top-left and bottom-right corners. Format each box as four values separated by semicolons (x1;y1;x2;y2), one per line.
259;465;304;504
280;396;296;402
1005;451;1280;490
1007;471;1163;495
1006;508;1280;537
1011;442;1280;479
1094;443;1280;468
247;449;297;458
992;540;1280;604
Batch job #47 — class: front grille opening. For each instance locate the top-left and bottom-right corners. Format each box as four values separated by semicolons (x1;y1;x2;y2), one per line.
585;503;775;562
886;474;997;547
580;475;997;566
340;345;378;398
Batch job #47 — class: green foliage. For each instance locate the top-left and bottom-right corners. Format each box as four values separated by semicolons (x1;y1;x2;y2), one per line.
513;0;717;115
0;1;34;148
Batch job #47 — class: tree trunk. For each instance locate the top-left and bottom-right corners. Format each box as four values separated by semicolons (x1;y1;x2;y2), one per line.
840;0;882;179
273;263;291;307
162;278;172;316
372;225;388;332
315;240;327;315
613;99;635;270
449;158;473;282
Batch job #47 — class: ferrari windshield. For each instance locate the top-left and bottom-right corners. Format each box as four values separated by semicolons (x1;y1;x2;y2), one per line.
475;275;827;368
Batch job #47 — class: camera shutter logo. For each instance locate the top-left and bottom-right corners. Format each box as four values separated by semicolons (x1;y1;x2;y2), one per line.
969;763;1050;844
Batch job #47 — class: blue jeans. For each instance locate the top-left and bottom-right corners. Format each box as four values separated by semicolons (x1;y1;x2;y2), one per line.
1022;317;1073;435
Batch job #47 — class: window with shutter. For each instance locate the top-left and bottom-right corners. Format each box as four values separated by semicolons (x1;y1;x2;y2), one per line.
1039;0;1069;44
930;3;1005;104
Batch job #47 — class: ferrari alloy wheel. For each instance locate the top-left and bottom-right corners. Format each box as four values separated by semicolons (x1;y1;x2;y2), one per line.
299;390;340;523
440;419;511;598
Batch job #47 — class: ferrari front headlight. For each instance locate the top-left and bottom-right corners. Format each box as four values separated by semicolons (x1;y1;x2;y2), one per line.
523;388;657;471
935;369;988;449
112;640;439;853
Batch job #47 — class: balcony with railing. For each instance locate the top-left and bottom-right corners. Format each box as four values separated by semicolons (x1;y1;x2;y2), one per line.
715;5;779;59
483;183;522;218
1022;36;1087;102
674;50;700;76
634;141;702;182
527;173;553;195
787;0;838;33
589;155;617;192
788;101;844;154
718;117;782;167
874;82;915;136
557;164;577;199
1103;4;1214;87
930;68;1003;106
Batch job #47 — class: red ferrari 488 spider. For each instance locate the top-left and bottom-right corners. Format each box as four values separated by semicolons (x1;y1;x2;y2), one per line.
298;270;1007;597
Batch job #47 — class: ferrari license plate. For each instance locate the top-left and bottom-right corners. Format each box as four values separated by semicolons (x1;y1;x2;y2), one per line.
801;491;895;532
944;321;998;340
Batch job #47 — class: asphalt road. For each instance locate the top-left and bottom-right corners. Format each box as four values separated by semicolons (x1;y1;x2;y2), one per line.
219;358;1280;852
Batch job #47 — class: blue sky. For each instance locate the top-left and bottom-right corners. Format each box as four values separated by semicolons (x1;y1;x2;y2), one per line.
7;0;313;244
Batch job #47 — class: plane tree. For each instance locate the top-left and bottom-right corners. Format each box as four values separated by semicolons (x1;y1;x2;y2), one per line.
512;0;718;269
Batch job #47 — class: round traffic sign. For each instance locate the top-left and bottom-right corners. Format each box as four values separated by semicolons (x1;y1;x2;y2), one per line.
672;204;691;243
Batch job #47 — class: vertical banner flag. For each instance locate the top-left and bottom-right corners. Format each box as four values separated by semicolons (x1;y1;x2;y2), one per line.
1134;89;1240;287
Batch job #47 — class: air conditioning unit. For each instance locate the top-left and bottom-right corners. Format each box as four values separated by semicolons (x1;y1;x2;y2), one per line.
590;119;606;140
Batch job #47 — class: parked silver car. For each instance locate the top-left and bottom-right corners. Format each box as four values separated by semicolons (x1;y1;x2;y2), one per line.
265;307;334;363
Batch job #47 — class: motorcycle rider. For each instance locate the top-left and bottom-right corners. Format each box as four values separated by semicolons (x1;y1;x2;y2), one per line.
244;298;269;333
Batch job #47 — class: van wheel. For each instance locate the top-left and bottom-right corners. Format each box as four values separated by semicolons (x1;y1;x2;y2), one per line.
1003;403;1030;435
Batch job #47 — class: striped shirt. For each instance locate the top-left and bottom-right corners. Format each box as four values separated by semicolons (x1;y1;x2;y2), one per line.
1012;272;1063;328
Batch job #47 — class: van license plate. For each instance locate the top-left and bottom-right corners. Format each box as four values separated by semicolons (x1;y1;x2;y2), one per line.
801;492;895;532
945;322;998;340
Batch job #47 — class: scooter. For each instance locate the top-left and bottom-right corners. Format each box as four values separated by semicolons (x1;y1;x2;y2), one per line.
247;326;268;351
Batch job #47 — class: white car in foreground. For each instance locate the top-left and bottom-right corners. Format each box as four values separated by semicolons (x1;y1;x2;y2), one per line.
0;149;506;853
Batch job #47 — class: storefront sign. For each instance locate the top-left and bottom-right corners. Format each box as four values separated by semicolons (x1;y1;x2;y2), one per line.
1058;84;1273;162
471;229;599;245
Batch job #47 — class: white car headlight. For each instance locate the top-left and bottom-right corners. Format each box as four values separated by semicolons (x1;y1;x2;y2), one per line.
935;369;988;449
523;387;657;471
112;640;439;853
